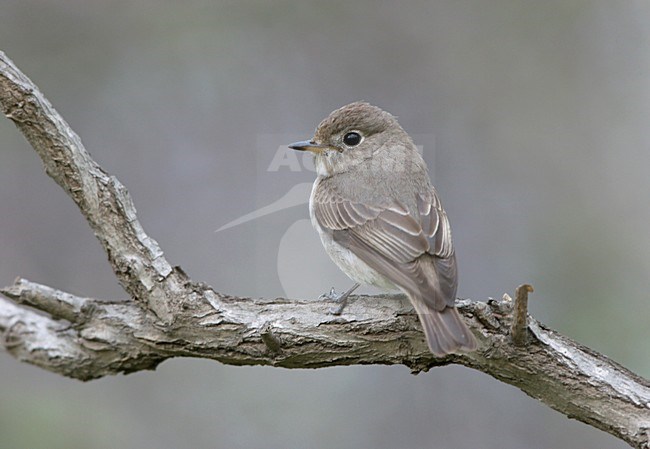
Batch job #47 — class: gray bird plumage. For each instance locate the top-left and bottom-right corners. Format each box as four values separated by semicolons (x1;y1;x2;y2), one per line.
289;102;477;356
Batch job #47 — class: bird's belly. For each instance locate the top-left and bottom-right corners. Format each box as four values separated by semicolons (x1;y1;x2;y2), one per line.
311;216;397;291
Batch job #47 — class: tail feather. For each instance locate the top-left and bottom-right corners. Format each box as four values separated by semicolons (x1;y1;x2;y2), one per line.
412;298;477;356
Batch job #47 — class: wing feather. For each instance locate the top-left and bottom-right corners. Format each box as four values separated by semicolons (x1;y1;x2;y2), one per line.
417;191;453;258
313;183;457;310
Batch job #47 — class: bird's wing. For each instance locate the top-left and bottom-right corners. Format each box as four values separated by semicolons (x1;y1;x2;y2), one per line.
313;183;457;311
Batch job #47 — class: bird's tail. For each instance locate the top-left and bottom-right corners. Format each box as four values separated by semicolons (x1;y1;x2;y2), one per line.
411;299;477;356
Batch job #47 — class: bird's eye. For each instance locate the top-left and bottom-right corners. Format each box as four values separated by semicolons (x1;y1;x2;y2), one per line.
343;131;362;147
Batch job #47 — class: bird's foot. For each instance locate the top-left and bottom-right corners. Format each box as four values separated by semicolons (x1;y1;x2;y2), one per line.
319;283;360;315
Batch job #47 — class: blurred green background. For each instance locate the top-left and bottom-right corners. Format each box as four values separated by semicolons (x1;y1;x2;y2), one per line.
1;1;648;448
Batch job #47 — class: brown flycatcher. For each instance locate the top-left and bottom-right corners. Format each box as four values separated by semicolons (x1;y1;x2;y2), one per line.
289;102;476;356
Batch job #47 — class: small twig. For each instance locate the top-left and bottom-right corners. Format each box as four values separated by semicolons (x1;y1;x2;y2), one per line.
1;277;84;323
511;284;533;346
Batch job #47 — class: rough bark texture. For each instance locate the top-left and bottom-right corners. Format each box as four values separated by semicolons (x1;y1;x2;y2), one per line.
0;51;649;448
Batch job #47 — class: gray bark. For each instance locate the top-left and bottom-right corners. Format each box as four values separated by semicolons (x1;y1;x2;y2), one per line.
1;51;649;448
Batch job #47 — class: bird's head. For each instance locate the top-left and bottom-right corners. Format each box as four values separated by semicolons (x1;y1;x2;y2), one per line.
289;102;419;177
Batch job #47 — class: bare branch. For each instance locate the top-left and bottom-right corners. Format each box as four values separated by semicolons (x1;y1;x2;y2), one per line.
0;51;179;322
1;50;649;448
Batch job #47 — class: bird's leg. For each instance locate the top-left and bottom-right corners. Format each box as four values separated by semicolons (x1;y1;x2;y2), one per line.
319;283;360;315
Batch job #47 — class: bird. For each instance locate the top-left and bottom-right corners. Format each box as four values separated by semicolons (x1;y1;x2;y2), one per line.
288;102;477;356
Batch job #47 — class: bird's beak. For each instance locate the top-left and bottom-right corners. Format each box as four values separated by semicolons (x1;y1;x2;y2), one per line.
288;140;328;154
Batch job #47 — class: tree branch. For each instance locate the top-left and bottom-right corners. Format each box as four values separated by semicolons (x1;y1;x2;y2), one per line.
1;51;649;448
